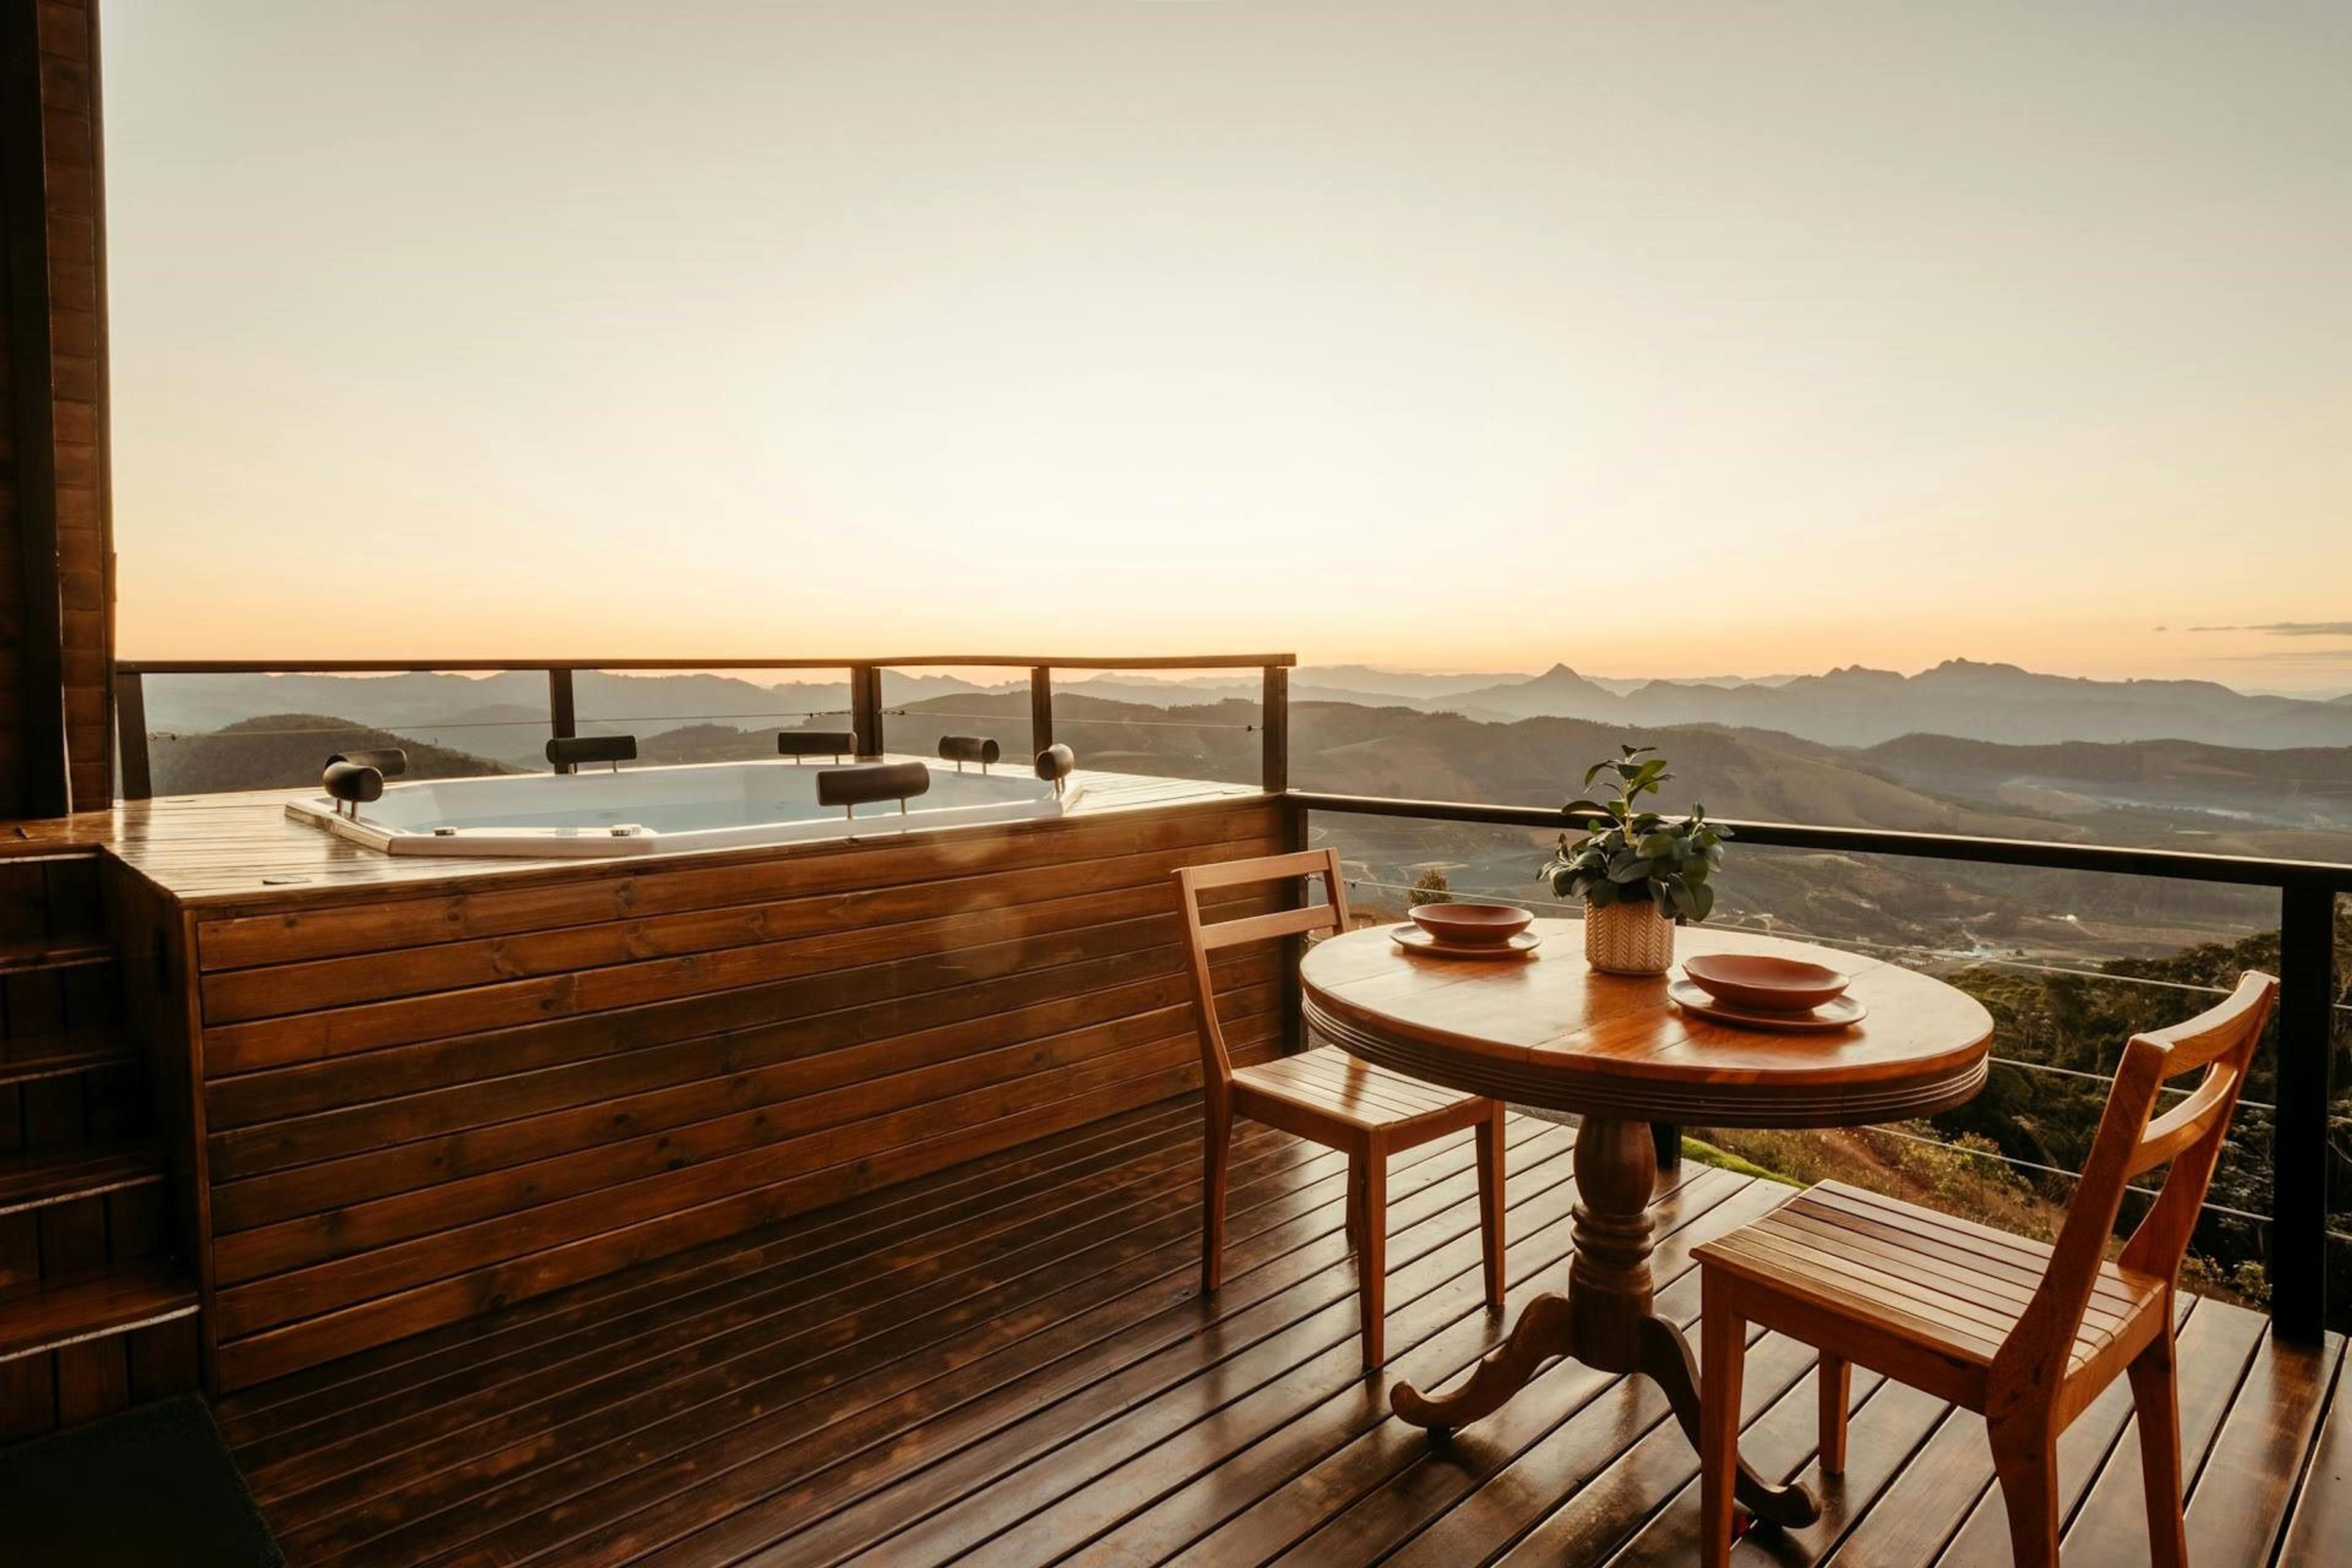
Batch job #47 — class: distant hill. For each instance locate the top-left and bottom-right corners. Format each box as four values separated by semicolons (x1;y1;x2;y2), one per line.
140;669;990;741
1859;734;2352;835
1291;665;1532;698
150;714;512;796
1448;657;2352;748
135;657;2352;752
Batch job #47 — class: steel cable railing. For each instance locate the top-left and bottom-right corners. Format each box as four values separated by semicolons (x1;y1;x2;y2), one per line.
1296;790;2350;1340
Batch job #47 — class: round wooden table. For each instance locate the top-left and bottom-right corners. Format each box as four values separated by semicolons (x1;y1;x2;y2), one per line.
1300;918;1992;1527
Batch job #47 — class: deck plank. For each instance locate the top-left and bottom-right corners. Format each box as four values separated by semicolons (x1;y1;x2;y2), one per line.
2277;1343;2351;1564
212;1101;2345;1568
2181;1328;2340;1566
431;1125;1567;1568
2059;1292;2267;1567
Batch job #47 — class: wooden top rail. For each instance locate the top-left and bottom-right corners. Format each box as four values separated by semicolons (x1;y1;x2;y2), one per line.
115;654;1298;674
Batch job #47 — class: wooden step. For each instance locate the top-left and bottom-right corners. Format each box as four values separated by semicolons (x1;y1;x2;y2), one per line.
0;1028;141;1088
0;1145;168;1218
0;1261;199;1365
0;935;115;978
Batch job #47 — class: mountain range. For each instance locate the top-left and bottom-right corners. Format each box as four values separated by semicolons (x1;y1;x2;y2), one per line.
140;657;2352;763
1430;659;2352;748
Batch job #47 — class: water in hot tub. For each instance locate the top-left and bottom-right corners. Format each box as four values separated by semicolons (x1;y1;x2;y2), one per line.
366;763;1046;837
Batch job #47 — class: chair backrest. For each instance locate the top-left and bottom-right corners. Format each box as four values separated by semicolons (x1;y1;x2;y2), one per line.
1994;971;2278;1392
1170;848;1351;1088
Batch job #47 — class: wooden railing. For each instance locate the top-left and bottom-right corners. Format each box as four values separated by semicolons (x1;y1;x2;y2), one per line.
110;654;1296;797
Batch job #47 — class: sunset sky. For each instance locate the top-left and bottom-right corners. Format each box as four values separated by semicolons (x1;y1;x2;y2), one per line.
101;2;2352;688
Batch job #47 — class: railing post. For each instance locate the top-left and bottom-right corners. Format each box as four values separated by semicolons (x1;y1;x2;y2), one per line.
547;668;578;775
1260;665;1289;794
113;667;153;801
1029;666;1053;754
1283;794;1310;1055
850;665;884;759
2272;884;2335;1342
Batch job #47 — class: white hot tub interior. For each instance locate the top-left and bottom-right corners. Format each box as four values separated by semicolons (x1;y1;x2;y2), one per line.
287;755;1084;856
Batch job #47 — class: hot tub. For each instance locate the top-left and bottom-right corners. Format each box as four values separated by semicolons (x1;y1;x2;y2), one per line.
285;755;1085;857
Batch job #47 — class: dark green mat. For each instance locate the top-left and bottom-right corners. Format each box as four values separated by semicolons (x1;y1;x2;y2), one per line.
0;1393;284;1566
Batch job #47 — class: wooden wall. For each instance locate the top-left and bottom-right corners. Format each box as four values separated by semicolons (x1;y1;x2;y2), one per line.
0;0;113;817
190;798;1292;1390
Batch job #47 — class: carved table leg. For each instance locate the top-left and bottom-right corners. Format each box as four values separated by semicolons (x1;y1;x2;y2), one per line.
1641;1313;1819;1528
1390;1114;1819;1529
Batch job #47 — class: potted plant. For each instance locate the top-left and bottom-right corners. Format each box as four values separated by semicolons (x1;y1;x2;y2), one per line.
1542;745;1729;974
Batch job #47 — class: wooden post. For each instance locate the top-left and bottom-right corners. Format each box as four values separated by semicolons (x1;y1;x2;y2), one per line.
546;668;577;775
1029;665;1053;754
1260;665;1289;795
1282;793;1310;1054
114;666;150;800
2272;885;2334;1342
2;0;70;818
850;665;884;759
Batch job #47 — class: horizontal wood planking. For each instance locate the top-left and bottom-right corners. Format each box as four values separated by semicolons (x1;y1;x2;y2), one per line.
195;799;1287;1389
203;931;1250;1134
216;1055;1232;1392
199;829;1291;1022
200;814;1285;1074
212;1019;1278;1342
196;791;1273;971
209;977;1281;1276
208;959;1280;1231
209;1098;1212;1439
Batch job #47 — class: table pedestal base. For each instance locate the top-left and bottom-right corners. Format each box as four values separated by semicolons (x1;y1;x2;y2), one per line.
1389;1115;1820;1531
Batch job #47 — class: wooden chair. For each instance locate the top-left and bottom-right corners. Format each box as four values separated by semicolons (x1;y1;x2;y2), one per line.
1173;848;1507;1369
1694;970;2278;1567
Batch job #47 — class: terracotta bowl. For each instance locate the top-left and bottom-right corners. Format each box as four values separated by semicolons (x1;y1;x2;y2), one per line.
1680;953;1849;1012
1408;902;1534;946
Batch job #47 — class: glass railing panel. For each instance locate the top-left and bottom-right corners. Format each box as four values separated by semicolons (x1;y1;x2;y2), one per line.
137;668;545;793
1025;667;1267;788
570;666;857;765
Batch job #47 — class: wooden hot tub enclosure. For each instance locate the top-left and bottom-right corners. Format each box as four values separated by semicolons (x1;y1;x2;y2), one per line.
5;767;1287;1408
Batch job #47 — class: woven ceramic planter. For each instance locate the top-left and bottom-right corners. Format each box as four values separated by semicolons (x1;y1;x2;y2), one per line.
1584;899;1675;974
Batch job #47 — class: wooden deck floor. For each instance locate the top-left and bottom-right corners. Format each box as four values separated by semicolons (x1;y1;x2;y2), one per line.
209;1100;2346;1567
